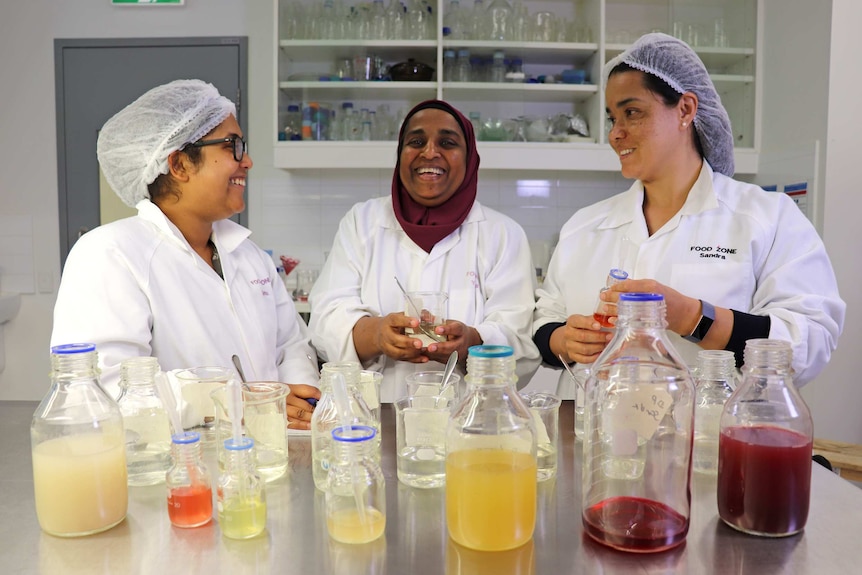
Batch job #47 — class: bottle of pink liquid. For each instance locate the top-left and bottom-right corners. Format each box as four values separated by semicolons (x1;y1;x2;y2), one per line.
717;339;813;537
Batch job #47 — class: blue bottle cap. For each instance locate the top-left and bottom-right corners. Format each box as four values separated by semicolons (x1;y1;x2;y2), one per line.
51;343;96;354
171;431;201;444
224;437;255;451
619;293;664;302
332;425;376;442
610;268;629;280
467;345;514;358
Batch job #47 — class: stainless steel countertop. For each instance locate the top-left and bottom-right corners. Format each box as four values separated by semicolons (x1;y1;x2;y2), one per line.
4;399;862;574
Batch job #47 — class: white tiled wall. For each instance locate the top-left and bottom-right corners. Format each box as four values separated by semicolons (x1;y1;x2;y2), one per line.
252;169;629;280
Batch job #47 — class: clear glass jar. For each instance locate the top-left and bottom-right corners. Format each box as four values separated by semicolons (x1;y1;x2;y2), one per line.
325;425;386;544
311;361;378;491
31;343;128;537
487;0;513;40
117;356;172;486
718;339;813;537
166;431;212;528
582;293;694;553
218;437;267;539
446;345;536;551
593;268;629;329
284;104;302;141
692;350;736;475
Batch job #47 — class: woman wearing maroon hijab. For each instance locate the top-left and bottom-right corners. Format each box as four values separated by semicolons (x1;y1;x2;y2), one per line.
309;100;540;401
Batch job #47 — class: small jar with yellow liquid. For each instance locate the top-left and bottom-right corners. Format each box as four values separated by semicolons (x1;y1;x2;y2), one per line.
217;437;267;539
446;345;537;552
325;425;386;544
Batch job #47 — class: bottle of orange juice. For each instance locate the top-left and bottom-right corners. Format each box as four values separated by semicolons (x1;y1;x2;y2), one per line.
31;344;128;537
445;345;537;551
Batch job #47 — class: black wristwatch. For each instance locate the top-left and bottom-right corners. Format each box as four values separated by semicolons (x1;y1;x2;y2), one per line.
683;300;715;343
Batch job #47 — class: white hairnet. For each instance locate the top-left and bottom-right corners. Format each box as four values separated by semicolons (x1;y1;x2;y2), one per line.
97;79;237;207
603;33;734;176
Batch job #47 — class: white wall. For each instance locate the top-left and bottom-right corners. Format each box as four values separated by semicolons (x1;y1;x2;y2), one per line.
2;1;859;447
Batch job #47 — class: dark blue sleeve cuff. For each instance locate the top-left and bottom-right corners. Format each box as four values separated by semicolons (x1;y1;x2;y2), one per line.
533;322;566;367
727;310;771;367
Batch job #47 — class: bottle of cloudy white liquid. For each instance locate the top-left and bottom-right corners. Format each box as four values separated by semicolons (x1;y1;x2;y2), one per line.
692;349;736;474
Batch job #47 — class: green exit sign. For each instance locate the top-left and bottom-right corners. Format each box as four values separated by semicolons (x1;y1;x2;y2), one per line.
112;0;184;5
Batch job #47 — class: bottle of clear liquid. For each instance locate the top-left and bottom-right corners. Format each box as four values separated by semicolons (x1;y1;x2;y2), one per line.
593;268;629;329
117;356;172;486
166;431;213;528
370;0;389;39
489;50;506;83
455;49;472;82
218;437;267;539
444;0;464;40
692;350;736;475
469;0;486;40
446;345;536;551
487;0;513;41
284;104;303;141
311;361;378;492
718;339;813;537
443;49;456;81
31;343;128;537
386;0;405;40
582;293;694;553
325;425;386;544
468;111;481;136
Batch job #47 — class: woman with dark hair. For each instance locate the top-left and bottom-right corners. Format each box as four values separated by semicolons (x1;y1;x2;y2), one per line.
533;33;844;386
310;100;540;401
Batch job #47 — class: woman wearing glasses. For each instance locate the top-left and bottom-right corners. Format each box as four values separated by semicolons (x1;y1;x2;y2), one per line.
533;34;844;385
51;79;320;428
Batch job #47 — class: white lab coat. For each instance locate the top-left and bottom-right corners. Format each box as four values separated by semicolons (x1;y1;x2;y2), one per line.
51;199;318;399
534;162;845;386
309;196;541;402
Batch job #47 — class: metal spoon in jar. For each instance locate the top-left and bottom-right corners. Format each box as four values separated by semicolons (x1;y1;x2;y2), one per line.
437;350;459;400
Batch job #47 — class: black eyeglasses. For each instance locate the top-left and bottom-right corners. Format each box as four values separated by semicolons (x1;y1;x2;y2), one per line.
186;135;247;161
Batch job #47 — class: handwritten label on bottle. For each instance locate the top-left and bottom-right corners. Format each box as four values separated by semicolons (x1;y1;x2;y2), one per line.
608;388;673;441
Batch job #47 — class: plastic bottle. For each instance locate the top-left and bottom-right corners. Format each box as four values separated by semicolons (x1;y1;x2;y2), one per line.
325;425;386;543
593;268;629;328
116;356;172;486
581;293;695;553
31;343;128;537
455;49;472;82
489;50;507;83
311;361;379;492
166;431;213;528
692;350;736;475
446;345;536;551
717;339;813;537
218;437;267;539
284;104;303;141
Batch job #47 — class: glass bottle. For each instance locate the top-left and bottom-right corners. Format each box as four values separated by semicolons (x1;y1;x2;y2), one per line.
444;0;464;40
487;0;513;41
166;431;213;528
455;49;472;82
692;350;736;475
284;104;302;141
31;343;128;537
446;345;536;551
581;293;695;553
443;49;456;81
489;50;506;83
717;339;813;537
117;356;172;486
325;425;386;544
218;437;267;539
593;268;629;329
311;361;379;492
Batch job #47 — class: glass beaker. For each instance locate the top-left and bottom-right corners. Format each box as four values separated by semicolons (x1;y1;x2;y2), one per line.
31;343;128;537
211;381;291;483
116;356;172;486
519;392;561;481
395;395;452;488
293;268;318;302
173;366;233;437
446;345;537;551
582;293;694;553
717;339;813;537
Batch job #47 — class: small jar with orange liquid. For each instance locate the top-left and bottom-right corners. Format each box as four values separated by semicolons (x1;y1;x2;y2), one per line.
445;345;537;552
166;431;213;528
593;268;629;329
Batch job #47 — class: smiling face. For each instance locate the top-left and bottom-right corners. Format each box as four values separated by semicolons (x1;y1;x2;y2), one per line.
398;108;468;207
605;71;689;183
175;114;252;223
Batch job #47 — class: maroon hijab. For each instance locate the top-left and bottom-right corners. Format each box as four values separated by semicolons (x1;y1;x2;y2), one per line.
392;100;480;253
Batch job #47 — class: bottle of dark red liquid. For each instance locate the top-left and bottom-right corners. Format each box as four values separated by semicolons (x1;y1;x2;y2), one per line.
717;338;812;537
593;268;629;328
581;293;695;553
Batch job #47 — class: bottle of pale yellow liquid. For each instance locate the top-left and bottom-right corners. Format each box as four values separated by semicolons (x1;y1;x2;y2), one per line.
325;425;386;544
31;343;128;537
217;437;267;539
446;345;537;551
